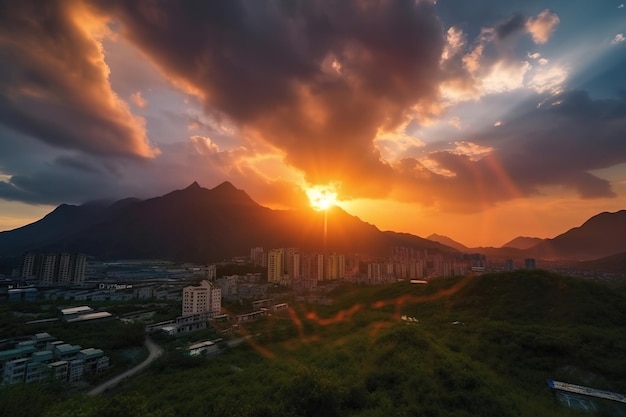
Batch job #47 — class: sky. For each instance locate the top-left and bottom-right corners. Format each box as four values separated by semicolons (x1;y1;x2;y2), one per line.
0;0;625;247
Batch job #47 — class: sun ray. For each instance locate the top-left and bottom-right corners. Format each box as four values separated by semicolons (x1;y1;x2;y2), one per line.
305;185;338;211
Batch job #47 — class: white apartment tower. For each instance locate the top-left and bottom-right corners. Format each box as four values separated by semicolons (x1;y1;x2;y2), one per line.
182;280;221;316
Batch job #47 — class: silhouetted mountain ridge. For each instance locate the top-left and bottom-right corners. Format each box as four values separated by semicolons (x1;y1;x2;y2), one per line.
501;236;544;250
528;210;626;260
1;183;624;263
0;182;452;262
426;234;469;252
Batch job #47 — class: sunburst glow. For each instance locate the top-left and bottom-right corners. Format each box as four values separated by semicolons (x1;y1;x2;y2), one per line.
306;185;338;211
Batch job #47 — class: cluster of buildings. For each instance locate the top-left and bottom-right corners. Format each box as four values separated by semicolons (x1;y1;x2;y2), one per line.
252;246;488;288
2;258;215;303
0;332;109;386
265;249;348;284
19;252;86;286
4;282;185;304
148;280;224;337
361;250;487;285
217;273;267;301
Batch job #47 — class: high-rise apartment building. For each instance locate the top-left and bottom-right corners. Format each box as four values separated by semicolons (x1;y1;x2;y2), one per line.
324;253;345;280
182;280;221;316
20;253;35;278
56;253;71;284
19;253;86;286
286;250;301;280
35;254;57;286
367;263;383;282
250;247;266;267
69;254;86;285
267;249;283;284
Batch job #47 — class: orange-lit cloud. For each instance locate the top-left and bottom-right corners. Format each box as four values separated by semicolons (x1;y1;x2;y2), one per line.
89;0;446;200
526;9;560;44
0;0;624;234
0;0;157;158
130;91;147;108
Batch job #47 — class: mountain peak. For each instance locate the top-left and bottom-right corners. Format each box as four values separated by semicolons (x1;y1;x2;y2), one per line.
502;236;544;250
426;234;468;251
209;181;259;207
185;181;202;190
212;181;237;192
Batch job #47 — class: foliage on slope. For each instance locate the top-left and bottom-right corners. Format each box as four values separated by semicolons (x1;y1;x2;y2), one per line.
2;270;626;416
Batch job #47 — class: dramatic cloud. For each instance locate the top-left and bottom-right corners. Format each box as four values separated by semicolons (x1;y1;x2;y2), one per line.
89;0;446;198
439;9;562;102
372;88;626;213
495;13;526;41
0;0;157;158
0;0;624;224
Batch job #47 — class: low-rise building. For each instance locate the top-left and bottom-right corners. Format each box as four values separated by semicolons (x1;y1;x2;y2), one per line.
0;333;109;386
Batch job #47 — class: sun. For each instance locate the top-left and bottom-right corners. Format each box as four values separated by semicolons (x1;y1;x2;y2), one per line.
306;185;338;211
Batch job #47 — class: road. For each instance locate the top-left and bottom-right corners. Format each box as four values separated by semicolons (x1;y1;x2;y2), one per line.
87;336;163;396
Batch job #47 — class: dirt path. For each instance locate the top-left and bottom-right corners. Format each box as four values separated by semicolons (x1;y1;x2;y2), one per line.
87;336;163;396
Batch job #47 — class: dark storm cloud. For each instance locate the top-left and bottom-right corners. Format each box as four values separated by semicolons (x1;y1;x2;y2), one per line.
55;156;104;174
90;0;446;197
1;0;622;214
495;13;526;40
0;168;119;205
491;91;626;194
0;0;157;157
393;91;625;211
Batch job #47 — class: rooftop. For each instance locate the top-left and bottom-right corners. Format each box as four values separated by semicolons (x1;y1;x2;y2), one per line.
59;306;93;315
66;311;113;323
55;344;81;355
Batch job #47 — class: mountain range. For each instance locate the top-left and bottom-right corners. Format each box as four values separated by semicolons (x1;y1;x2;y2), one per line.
0;182;453;263
0;182;624;264
501;236;544;250
430;211;626;263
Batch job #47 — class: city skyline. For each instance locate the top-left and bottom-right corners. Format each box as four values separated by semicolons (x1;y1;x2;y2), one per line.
1;0;625;247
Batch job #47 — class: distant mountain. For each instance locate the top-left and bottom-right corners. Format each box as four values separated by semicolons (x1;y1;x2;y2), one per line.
528;210;626;261
577;252;626;274
0;182;454;262
0;198;138;256
426;234;469;252
501;236;544;250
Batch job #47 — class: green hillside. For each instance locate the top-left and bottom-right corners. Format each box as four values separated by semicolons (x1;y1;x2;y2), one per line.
3;270;626;417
